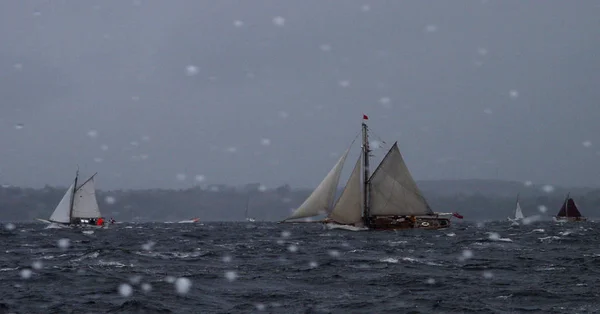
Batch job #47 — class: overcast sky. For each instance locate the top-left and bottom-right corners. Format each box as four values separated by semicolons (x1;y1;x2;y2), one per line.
0;0;599;189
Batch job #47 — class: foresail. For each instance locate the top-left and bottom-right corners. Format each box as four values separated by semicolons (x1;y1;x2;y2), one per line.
71;176;102;218
284;149;350;221
515;202;524;219
49;184;74;223
557;198;582;217
328;155;363;225
369;142;433;216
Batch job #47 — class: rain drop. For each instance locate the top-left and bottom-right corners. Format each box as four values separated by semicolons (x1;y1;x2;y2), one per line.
424;24;438;33
57;238;70;250
459;249;473;261
319;44;332;52
255;303;266;311
524;181;533;187
258;185;268;192
425;278;436;284
224;271;238;282
309;261;318;268
185;65;199;76
281;230;291;238
509;90;519;99
87;130;98;138
278;111;289;119
477;47;488;56
141;241;155;251
488;232;500;241
104;196;116;205
14;123;24;130
5;223;15;231
226;147;237;153
582;140;592;148
328;250;341;257
93;157;103;163
287;244;298;253
272;16;285;26
174;277;192;295
141;283;152;292
482;271;494;279
538;205;548;213
541;185;554;193
260;138;271;146
233;20;244;27
164;276;176;283
361;4;371;11
100;144;109;151
483;108;493;115
31;261;43;270
118;283;133;297
338;80;350;88
195;175;206;183
20;269;32;279
222;255;232;263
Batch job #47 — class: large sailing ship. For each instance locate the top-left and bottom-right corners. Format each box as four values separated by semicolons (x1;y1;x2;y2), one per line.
36;169;106;228
280;115;456;230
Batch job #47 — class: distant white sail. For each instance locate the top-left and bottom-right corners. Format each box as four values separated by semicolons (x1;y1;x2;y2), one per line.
284;149;349;221
71;176;102;219
369;142;433;216
49;183;75;224
514;202;524;220
328;155;363;225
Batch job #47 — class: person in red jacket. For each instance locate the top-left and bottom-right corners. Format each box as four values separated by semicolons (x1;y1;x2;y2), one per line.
96;217;104;226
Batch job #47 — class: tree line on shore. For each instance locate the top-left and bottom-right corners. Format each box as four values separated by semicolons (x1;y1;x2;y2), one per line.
1;182;599;222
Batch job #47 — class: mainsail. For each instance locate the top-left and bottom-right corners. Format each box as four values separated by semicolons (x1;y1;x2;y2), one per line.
514;200;524;220
48;172;102;224
71;175;101;219
283;149;350;221
328;155;363;225
368;142;434;216
556;196;582;218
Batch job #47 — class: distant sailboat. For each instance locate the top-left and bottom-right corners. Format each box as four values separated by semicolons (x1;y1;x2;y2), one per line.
245;194;255;222
36;169;106;228
280;115;457;230
554;193;586;222
508;194;524;222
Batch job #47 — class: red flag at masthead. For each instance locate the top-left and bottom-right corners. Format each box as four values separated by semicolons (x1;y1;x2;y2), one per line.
363;114;369;120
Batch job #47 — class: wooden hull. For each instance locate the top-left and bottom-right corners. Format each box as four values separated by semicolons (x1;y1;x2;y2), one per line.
368;216;451;230
554;216;587;222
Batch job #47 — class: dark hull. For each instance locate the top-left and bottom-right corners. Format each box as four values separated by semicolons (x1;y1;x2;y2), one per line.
368;216;451;230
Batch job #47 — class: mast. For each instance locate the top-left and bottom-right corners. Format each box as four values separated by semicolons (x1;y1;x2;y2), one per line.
68;167;79;223
244;193;251;219
362;118;371;226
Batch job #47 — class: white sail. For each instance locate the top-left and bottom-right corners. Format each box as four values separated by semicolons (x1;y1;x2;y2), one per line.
514;202;524;220
328;155;363;225
49;183;75;223
284;149;350;221
369;142;434;216
71;176;102;219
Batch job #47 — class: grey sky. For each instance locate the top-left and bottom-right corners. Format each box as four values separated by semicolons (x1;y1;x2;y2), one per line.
1;0;599;189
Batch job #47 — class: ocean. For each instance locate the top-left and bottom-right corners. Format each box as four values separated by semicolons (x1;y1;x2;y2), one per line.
0;221;597;313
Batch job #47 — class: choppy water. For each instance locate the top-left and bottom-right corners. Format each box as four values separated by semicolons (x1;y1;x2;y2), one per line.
1;221;598;313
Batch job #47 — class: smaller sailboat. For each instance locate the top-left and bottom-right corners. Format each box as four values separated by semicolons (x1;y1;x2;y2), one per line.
554;193;586;222
244;194;255;222
507;194;525;222
36;169;106;228
178;218;200;223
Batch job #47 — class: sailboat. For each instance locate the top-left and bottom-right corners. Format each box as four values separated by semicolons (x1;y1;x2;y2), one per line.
279;115;454;230
507;194;525;222
245;194;256;222
36;169;106;228
554;193;586;222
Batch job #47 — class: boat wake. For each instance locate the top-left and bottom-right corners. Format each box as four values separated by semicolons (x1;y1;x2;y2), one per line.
324;223;368;232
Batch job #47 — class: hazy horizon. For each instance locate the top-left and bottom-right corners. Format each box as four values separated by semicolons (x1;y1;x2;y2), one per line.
1;1;599;190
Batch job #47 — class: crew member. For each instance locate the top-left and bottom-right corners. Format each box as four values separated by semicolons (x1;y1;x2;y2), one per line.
96;217;104;226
